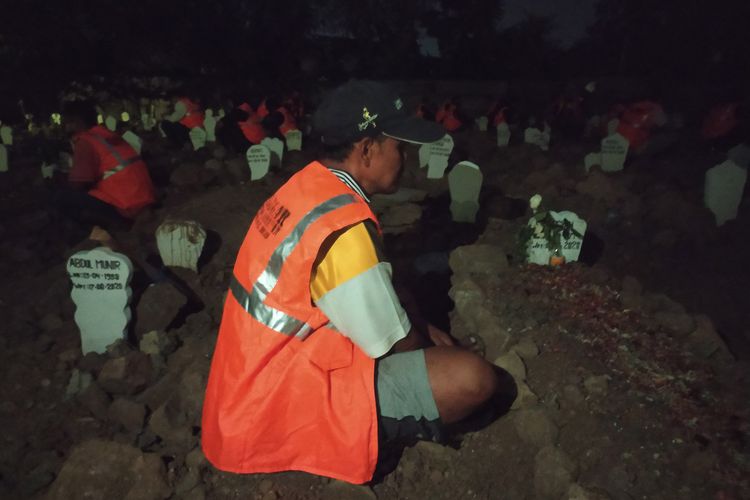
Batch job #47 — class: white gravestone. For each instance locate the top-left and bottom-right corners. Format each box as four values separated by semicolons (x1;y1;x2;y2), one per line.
104;115;118;132
527;211;587;265
426;134;455;179
261;137;284;167
496;122;511;147
141;111;156;132
285;129;303;151
189;127;207;151
704;159;747;226
0;125;12;146
475;116;488;132
584;152;602;173
67;247;133;354
122;131;143;154
541;124;551;151
0;145;7;173
203;109;218;142
41;162;56;179
525;127;549;151
728;144;750;169
448;161;483;223
247;145;271;180
418;142;431;168
600;133;629;172
156;220;207;272
607;119;619;135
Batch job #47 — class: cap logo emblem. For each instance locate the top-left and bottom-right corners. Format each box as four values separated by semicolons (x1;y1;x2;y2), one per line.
358;107;378;131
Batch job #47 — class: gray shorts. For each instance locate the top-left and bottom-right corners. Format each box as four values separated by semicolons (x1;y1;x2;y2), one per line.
375;349;443;446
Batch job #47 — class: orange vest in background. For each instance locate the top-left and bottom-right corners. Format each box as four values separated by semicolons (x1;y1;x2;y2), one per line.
278;106;297;136
257;100;270;119
617;101;664;150
238;102;254;114
202;162;380;484
437;103;462;132
239;113;267;145
76;125;155;218
178;98;205;129
701;103;739;140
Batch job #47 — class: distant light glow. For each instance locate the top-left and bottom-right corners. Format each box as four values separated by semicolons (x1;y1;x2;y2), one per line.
121;112;130;122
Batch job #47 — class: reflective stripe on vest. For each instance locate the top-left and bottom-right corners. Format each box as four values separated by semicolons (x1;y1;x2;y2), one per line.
90;134;142;179
230;193;358;338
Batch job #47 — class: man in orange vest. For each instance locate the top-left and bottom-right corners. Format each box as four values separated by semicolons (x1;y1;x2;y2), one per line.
56;100;155;241
202;81;506;484
160;95;205;148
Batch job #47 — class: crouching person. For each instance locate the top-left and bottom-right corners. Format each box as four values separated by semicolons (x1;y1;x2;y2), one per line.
201;81;509;484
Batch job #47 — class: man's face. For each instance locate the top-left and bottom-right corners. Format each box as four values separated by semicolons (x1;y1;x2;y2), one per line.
367;137;406;195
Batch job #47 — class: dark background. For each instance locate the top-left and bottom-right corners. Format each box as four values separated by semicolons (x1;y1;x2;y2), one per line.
1;0;748;93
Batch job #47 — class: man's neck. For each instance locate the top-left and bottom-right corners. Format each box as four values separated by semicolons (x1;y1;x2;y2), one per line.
322;159;371;202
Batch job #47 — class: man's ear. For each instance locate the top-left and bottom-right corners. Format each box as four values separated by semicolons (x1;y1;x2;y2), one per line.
358;137;375;166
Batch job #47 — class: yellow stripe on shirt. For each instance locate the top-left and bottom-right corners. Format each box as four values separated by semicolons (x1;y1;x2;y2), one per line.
310;221;382;302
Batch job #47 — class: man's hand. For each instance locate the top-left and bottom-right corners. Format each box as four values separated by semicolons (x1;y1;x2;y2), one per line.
427;324;454;347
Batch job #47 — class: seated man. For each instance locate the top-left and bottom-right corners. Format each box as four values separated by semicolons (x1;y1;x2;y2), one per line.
202;81;503;484
57;100;155;241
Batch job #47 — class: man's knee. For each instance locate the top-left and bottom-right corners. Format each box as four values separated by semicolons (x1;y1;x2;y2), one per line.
427;347;498;404
459;352;498;404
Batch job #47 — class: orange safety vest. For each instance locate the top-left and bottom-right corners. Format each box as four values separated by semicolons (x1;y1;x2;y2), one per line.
437;103;462;132
202;162;380;484
278;106;297;136
701;103;739;140
238;114;267;144
76;126;156;218
616;101;664;150
257;100;270;119
178;98;205;129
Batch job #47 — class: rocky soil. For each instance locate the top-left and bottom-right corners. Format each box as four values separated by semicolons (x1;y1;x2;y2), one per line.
0;120;748;499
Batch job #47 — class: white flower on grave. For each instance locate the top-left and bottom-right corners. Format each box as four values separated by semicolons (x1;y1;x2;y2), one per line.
529;194;542;211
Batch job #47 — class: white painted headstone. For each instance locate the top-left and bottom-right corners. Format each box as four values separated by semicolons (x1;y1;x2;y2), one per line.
284;129;303;151
247;145;271;180
418;142;431;168
261;137;284;167
189;127;207;151
0;145;7;173
155;220;207;272
496;122;511;147
67;247;133;354
600;133;629;172
607;119;619;135
141;112;156;132
584;152;602;173
426;134;454;179
527;211;587;265
475;116;488;132
524;127;541;146
540;124;551;151
704;159;747;226
41;162;55;179
122;131;143;154
0;125;12;146
104;115;117;132
448;161;483;223
203;109;218;142
728;144;750;169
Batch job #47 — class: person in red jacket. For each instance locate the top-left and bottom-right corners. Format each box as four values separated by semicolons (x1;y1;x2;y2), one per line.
202;81;512;485
56;100;155;240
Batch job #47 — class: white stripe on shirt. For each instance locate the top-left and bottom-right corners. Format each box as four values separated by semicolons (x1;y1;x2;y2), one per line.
328;168;370;203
